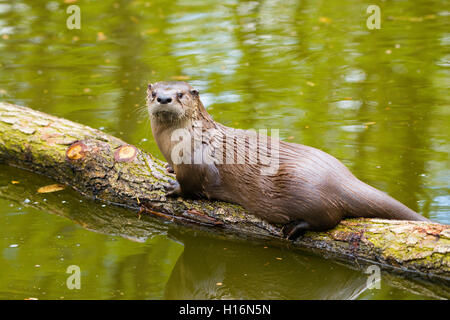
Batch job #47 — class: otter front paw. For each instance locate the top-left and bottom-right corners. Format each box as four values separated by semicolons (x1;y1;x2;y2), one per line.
165;163;175;174
165;180;182;197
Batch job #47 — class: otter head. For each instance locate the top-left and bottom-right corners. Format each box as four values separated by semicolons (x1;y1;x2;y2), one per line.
147;81;200;122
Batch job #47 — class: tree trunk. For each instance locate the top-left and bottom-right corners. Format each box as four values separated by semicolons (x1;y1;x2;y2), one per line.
0;101;448;284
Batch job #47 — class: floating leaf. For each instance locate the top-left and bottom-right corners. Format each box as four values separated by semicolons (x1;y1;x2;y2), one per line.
171;75;190;81
37;184;66;194
319;17;332;24
141;28;159;35
97;32;107;41
11;181;19;184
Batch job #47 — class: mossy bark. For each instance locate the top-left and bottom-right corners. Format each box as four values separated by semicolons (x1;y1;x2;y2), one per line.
0;102;448;283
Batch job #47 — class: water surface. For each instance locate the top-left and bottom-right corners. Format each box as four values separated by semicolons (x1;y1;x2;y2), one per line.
0;0;448;299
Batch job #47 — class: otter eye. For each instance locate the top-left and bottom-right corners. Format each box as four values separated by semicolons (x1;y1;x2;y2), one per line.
152;91;156;97
177;92;184;99
190;89;199;96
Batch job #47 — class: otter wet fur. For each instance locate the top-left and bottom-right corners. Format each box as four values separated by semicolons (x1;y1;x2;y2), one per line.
146;81;429;239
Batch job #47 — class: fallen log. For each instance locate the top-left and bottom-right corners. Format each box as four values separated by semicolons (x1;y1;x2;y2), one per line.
2;164;449;299
0;101;448;284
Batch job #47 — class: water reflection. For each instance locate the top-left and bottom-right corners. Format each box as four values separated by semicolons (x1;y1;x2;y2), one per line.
0;165;448;299
165;233;369;300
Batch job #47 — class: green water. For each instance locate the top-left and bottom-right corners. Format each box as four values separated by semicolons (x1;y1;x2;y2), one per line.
0;0;449;299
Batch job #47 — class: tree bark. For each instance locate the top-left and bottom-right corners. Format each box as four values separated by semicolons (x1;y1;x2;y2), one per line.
0;101;449;284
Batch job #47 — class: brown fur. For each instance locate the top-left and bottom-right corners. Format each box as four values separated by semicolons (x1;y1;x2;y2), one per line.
147;81;428;237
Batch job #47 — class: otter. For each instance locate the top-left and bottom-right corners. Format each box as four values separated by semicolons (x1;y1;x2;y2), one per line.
147;81;429;239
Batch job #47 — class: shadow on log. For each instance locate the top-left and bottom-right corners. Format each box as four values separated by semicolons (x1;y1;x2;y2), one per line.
0;101;448;288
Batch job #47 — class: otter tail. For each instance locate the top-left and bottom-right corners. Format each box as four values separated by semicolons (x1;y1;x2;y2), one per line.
340;179;429;222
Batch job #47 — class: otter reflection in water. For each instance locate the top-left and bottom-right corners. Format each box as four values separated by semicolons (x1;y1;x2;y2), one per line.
164;233;370;300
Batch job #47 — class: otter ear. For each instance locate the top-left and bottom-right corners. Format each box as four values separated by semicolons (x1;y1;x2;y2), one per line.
190;89;199;96
147;83;153;91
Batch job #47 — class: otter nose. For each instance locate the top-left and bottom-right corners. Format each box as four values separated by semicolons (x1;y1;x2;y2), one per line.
157;96;172;104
